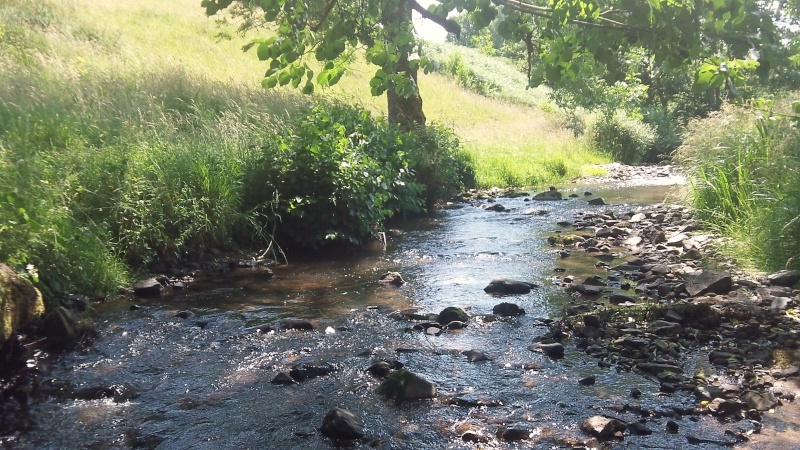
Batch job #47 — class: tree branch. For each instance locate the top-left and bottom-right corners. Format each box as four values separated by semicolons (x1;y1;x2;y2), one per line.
312;0;338;32
407;0;461;36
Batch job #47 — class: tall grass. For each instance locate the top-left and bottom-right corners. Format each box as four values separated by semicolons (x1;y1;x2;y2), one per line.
674;102;800;271
0;0;609;300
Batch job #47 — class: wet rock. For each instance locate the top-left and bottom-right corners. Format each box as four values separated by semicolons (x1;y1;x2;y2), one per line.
684;270;733;296
609;293;638;305
452;395;503;407
627;421;653;436
377;369;436;400
366;360;403;378
583;315;602;328
665;420;679;433
571;284;604;296
767;270;800;287
686;434;737;446
741;391;779;411
533;187;562;201
694;385;725;401
484;278;537;295
462;349;490;362
271;372;296;384
579;375;596;386
174;310;192;319
75;383;139;402
636;362;684;375
42;306;94;350
445;320;467;330
530;342;565;359
437;307;469;325
496;427;531;441
379;272;405;286
580;416;626;438
587;198;606;206
647;320;681;337
461;430;490;443
486;203;507;212
630;388;642;399
320;408;364;441
0;264;45;343
492;302;526;316
707;398;744;416
132;278;164;297
289;362;334;381
389;308;432;321
280;318;315;331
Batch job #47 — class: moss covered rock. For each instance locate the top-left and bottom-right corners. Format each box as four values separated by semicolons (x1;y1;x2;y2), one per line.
1;264;44;342
376;369;436;400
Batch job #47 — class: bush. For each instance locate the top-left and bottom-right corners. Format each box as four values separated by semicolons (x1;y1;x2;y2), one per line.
642;106;684;162
590;112;656;164
674;101;800;271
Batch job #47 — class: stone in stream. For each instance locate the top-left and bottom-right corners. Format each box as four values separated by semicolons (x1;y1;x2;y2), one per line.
579;375;596;386
376;369;436;400
492;302;526;316
608;293;638;305
627;422;653;436
684;270;733;296
289;362;335;381
1;264;45;344
530;342;565;359
532;186;562;200
132;278;164;297
437;307;469;325
366;360;404;378
484;278;537;295
741;390;779;411
580;416;626;438
280;318;315;331
379;271;405;286
496;427;531;441
271;371;296;384
320;408;364;441
42;306;97;350
587;197;607;206
462;349;490;362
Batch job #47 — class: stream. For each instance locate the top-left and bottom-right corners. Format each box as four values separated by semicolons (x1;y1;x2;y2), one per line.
8;175;785;449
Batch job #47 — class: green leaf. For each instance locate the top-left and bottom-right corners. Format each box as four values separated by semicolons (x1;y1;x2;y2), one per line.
278;71;292;86
262;76;278;88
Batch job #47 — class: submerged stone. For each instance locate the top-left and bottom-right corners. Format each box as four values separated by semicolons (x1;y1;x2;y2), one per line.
377;369;436;400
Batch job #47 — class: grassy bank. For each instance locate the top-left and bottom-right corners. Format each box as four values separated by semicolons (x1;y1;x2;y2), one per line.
0;0;607;300
674;101;800;272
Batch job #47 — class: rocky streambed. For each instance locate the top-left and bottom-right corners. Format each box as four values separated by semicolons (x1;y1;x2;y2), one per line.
3;166;800;449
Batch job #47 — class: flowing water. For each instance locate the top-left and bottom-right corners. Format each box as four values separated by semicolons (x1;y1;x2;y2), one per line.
8;177;782;449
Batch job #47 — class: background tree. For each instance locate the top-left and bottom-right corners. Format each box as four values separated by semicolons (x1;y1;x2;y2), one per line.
203;0;783;130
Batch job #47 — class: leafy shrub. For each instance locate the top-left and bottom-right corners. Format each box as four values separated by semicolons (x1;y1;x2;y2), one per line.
642;106;683;162
404;124;476;206
590;112;656;164
250;102;426;248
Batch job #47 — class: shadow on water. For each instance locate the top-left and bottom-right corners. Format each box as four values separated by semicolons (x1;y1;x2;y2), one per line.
11;180;788;449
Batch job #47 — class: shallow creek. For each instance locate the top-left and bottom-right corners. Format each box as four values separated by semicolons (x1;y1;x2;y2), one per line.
12;177;790;449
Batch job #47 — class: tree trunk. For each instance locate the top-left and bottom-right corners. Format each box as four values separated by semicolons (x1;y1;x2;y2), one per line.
383;0;426;131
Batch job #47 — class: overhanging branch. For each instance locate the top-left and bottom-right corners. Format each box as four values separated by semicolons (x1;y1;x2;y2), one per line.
407;0;461;36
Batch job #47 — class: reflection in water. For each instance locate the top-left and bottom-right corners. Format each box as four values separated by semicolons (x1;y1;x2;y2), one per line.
16;182;782;449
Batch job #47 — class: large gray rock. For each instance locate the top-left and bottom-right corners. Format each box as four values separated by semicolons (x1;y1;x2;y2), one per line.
484;278;537;295
533;187;562;201
684;270;733;296
377;369;436;400
0;264;45;343
492;302;526;316
768;270;800;287
132;278;164;298
580;416;626;438
320;408;364;440
437;307;469;325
